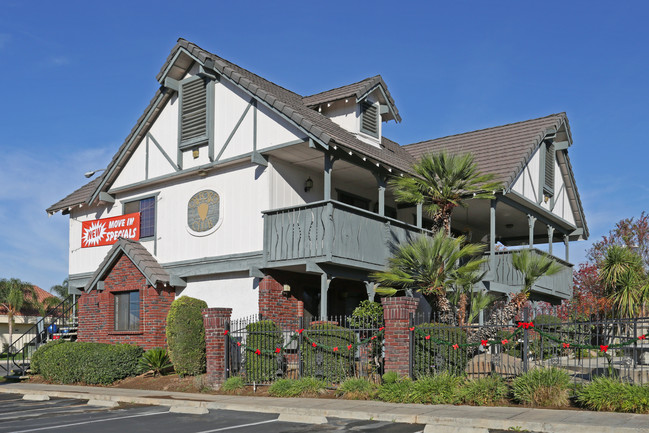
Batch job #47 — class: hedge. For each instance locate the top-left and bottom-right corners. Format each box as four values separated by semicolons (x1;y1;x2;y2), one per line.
302;323;355;383
166;296;207;376
31;341;143;384
414;322;467;377
244;320;284;382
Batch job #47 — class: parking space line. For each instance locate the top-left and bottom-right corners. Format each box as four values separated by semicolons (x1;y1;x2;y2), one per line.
0;404;104;421
10;410;170;432
192;418;279;433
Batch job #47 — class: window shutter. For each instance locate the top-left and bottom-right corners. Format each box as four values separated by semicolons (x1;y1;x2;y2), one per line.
360;101;379;137
181;78;208;144
544;143;555;195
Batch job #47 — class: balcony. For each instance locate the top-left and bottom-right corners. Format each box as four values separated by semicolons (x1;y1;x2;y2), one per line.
480;249;573;300
263;200;429;271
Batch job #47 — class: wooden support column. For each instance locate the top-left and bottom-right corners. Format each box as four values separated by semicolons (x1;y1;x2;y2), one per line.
564;234;570;263
320;273;331;319
323;154;338;201
548;225;555;255
490;199;497;275
416;203;423;228
528;215;536;248
375;175;387;217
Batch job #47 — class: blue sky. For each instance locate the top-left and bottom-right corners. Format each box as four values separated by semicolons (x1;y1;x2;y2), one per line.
1;1;648;291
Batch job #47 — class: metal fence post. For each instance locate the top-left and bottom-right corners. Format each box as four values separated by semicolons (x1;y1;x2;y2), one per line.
633;319;638;368
408;312;414;379
298;316;304;378
224;321;230;380
523;307;529;373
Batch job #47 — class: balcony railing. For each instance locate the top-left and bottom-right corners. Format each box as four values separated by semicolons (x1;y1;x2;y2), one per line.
480;249;573;299
263;200;430;270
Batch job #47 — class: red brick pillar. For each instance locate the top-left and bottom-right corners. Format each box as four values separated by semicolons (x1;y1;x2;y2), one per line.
258;276;303;326
381;297;419;377
202;307;232;387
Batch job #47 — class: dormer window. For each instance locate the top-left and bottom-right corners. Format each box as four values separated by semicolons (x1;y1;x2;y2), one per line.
360;101;379;138
179;76;210;149
543;143;555;197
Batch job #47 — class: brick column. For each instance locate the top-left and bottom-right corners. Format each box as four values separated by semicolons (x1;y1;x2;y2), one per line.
258;276;303;326
381;297;419;377
202;307;232;387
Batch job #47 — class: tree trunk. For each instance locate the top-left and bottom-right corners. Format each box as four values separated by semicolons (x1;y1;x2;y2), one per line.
457;293;468;327
467;292;527;344
433;292;457;325
7;311;13;351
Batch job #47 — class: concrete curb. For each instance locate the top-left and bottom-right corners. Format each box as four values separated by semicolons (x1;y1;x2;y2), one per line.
1;386;648;433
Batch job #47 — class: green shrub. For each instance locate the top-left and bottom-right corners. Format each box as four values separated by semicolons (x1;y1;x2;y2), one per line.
376;377;413;403
220;376;246;394
408;373;463;404
336;377;378;399
414;323;467;377
302;323;355;383
512;367;571;407
244;320;283;382
268;377;327;397
139;347;172;376
576;377;649;413
30;340;66;374
349;301;384;373
460;375;509;406
382;371;399;384
33;342;143;384
166;297;207;376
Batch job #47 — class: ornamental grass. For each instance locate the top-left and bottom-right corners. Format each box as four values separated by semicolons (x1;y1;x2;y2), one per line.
512;367;571;407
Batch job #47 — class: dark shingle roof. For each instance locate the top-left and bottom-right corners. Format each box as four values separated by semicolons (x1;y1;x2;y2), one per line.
302;75;401;122
403;113;567;188
46;177;102;215
84;238;171;292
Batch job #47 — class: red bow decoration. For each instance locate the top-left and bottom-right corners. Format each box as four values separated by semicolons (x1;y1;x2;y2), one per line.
562;343;570;348
425;335;431;340
517;322;534;329
501;339;509;345
312;342;317;348
371;335;377;341
236;342;241;347
409;327;415;331
347;344;353;350
379;326;385;331
481;340;489;346
296;328;304;334
452;344;459;350
255;349;261;355
275;347;281;354
333;347;339;352
639;335;647;340
223;330;229;335
600;345;609;353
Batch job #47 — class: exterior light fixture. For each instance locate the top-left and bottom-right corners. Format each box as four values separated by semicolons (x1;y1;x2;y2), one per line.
304;177;313;192
192;148;200;159
544;194;550;203
282;284;291;294
84;169;106;178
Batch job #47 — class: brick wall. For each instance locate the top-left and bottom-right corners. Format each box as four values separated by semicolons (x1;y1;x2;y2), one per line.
77;254;174;350
203;307;232;386
381;296;419;377
258;276;303;326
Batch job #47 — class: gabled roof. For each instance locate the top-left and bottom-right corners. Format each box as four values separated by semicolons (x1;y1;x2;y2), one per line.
404;113;568;188
47;39;412;215
403;113;588;237
302;75;401;122
84;238;175;292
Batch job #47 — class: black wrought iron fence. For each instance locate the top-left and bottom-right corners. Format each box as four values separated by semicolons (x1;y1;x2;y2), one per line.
409;306;649;385
226;314;384;385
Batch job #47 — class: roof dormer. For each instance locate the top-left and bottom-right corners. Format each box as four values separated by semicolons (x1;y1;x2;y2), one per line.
303;75;400;148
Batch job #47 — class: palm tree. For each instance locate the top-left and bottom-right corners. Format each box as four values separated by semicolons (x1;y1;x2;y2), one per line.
50;278;69;300
389;151;502;233
599;245;648;317
0;278;35;348
371;231;486;324
468;249;561;344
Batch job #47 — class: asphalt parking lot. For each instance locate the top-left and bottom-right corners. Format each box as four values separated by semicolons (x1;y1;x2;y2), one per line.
0;394;425;433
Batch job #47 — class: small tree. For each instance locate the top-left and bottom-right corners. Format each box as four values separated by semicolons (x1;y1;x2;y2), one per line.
599;245;648;317
0;278;37;347
166;296;207;376
372;231;486;325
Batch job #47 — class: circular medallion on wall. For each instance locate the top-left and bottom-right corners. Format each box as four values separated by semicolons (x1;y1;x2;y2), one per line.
187;190;221;236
